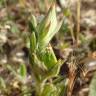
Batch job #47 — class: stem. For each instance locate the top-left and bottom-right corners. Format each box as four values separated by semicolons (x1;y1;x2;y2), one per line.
69;13;75;44
76;0;81;46
67;0;75;45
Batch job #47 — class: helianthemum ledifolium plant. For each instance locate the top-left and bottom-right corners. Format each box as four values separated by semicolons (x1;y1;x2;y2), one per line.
29;4;67;96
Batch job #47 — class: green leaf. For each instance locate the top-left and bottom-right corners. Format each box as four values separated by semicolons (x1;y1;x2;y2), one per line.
30;15;37;28
38;22;51;47
40;83;57;96
28;15;37;34
30;32;37;52
7;64;27;83
19;64;27;79
29;53;47;81
56;78;68;96
43;19;63;48
32;54;47;71
37;4;62;50
89;72;96;96
39;45;57;69
0;77;6;89
46;60;63;79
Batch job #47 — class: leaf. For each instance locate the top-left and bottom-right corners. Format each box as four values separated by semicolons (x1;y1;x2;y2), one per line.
7;64;27;83
29;53;47;81
40;83;57;96
42;19;63;48
28;15;38;35
37;4;62;50
56;78;68;96
0;77;6;89
38;22;51;47
30;15;37;28
40;44;57;69
89;72;96;96
19;64;27;79
33;54;47;71
46;60;63;79
30;32;37;52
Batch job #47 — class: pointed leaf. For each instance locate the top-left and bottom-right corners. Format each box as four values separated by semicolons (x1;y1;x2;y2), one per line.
19;64;27;79
28;15;37;35
30;32;37;52
30;15;37;27
42;19;63;48
37;4;60;50
0;77;6;89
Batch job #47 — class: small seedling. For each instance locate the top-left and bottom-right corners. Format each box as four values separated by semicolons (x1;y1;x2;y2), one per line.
29;4;67;96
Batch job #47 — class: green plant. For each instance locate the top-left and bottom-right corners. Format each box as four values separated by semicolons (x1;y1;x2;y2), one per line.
29;4;67;96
